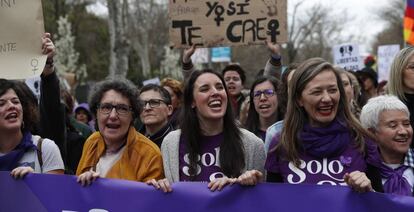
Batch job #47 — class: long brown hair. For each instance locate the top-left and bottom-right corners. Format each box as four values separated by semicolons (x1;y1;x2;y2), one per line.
275;58;371;166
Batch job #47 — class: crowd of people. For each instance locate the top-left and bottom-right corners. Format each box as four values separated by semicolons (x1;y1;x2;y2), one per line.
1;33;414;199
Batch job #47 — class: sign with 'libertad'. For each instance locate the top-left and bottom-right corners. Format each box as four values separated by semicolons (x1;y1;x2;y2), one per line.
169;0;287;48
0;0;47;79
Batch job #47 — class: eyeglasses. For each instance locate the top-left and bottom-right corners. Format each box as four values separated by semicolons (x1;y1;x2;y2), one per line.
253;89;275;99
97;103;132;115
139;99;166;109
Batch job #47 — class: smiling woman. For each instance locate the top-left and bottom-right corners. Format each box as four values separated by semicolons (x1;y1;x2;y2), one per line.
360;95;414;196
147;69;265;193
76;78;164;186
265;58;381;193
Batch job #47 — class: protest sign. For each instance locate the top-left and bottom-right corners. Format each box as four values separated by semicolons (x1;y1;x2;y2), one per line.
143;77;161;86
169;0;287;48
25;75;41;102
333;43;363;71
211;47;231;62
377;44;400;82
1;172;414;212
191;47;209;64
0;0;47;79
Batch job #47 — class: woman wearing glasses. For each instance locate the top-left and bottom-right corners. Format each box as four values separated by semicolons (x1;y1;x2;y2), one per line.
148;69;265;192
76;79;164;186
245;76;282;141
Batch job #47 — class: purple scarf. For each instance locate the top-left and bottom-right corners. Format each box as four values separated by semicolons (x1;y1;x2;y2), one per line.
380;164;412;196
300;118;350;158
0;132;36;171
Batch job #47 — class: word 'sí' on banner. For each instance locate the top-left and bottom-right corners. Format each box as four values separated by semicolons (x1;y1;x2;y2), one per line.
169;0;287;48
0;0;47;79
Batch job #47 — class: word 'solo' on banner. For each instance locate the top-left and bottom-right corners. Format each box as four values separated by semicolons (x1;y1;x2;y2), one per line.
169;0;287;48
0;0;47;79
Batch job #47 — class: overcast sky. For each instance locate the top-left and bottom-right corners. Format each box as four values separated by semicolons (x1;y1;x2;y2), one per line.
292;0;392;53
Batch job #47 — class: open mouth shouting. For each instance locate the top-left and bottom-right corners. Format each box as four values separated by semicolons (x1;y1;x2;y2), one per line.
227;85;236;92
257;104;272;113
106;123;121;131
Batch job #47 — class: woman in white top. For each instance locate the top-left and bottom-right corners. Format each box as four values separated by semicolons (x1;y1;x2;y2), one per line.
0;33;64;178
0;78;64;177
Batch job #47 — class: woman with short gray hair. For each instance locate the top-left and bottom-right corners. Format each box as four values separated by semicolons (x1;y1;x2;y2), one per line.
360;95;414;196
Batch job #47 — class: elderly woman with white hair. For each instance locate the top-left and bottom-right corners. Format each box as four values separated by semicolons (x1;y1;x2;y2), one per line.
360;95;414;196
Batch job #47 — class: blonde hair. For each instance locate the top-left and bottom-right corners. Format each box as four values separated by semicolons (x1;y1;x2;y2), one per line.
388;47;414;101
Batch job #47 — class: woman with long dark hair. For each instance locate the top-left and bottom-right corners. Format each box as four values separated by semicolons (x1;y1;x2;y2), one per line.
148;69;265;192
245;76;282;141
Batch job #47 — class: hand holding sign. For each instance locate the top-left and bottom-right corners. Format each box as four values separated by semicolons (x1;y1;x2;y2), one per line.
42;33;55;58
41;33;56;76
265;40;281;56
183;44;196;63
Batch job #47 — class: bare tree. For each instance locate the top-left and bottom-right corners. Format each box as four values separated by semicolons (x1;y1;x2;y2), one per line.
371;0;404;54
107;0;130;78
128;0;168;78
287;3;352;63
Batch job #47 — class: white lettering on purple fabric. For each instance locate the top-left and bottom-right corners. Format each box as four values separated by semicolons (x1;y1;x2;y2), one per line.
209;172;225;181
287;159;345;185
183;154;202;176
287;160;306;184
182;147;224;180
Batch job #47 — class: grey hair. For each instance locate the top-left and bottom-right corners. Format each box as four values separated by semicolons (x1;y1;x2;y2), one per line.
89;78;140;120
360;95;410;130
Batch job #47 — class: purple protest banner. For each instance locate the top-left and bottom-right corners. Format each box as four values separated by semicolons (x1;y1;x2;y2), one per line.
1;171;414;212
